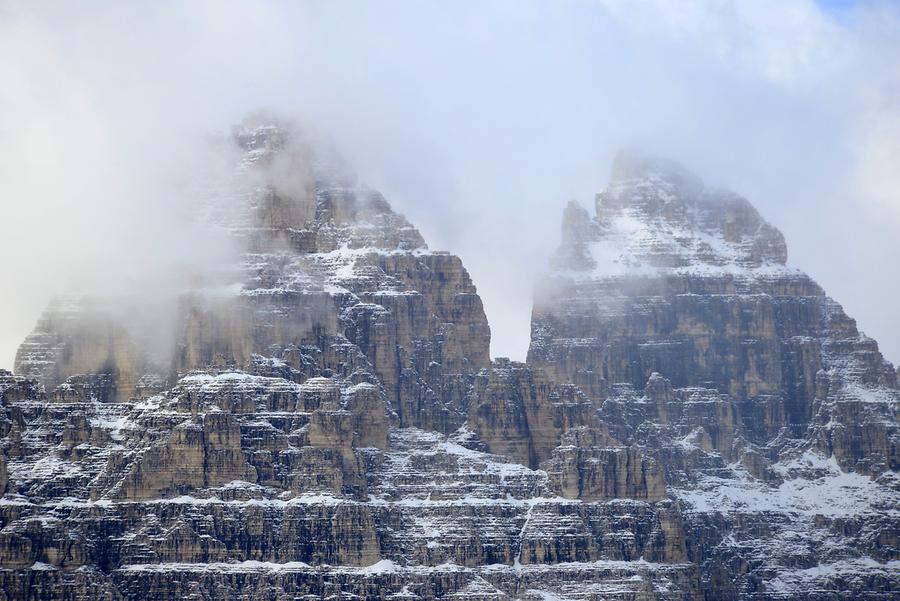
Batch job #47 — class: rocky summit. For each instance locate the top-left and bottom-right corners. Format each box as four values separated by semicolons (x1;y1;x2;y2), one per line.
1;126;897;601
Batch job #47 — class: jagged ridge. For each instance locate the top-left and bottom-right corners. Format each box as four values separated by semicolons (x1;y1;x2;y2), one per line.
0;139;897;600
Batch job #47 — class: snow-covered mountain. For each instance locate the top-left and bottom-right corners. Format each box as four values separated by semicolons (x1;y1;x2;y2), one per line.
1;128;897;600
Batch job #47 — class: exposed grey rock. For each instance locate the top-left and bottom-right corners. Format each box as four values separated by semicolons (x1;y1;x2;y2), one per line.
526;152;899;597
1;143;897;600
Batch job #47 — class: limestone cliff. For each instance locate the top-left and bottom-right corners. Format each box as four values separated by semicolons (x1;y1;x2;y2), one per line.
1;141;897;600
527;152;899;596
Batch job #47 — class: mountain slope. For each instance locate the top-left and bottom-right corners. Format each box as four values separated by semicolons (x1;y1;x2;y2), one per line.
0;139;897;600
527;152;899;596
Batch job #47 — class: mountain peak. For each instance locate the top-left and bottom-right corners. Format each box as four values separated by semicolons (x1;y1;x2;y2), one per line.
3;140;897;601
561;152;791;273
608;149;702;192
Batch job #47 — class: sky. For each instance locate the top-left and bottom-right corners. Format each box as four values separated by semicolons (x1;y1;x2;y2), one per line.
1;0;899;369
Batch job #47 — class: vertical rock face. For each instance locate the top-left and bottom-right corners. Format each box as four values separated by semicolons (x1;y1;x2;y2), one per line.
525;152;899;597
15;120;491;433
530;153;897;469
15;301;148;403
1;144;897;600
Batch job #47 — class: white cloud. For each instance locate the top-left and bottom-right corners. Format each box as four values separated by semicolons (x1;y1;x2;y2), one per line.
0;0;899;368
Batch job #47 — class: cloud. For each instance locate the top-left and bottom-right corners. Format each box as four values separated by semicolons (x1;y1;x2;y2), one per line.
1;0;899;369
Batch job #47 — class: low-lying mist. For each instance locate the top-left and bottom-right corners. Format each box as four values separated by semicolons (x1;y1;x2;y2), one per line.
2;0;899;370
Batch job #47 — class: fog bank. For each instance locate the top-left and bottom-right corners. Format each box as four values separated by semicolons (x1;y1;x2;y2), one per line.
1;0;899;369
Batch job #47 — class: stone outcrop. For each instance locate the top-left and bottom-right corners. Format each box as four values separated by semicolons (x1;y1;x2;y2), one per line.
526;152;899;597
14;303;147;403
1;140;897;600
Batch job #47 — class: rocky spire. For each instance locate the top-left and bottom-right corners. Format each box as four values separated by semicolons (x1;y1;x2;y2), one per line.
589;150;788;270
1;145;897;601
529;153;899;597
549;199;599;271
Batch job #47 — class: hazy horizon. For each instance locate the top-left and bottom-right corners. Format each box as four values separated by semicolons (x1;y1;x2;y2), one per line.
2;0;899;370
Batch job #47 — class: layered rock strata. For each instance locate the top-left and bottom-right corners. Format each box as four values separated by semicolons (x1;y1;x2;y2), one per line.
1;140;897;600
527;153;899;597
